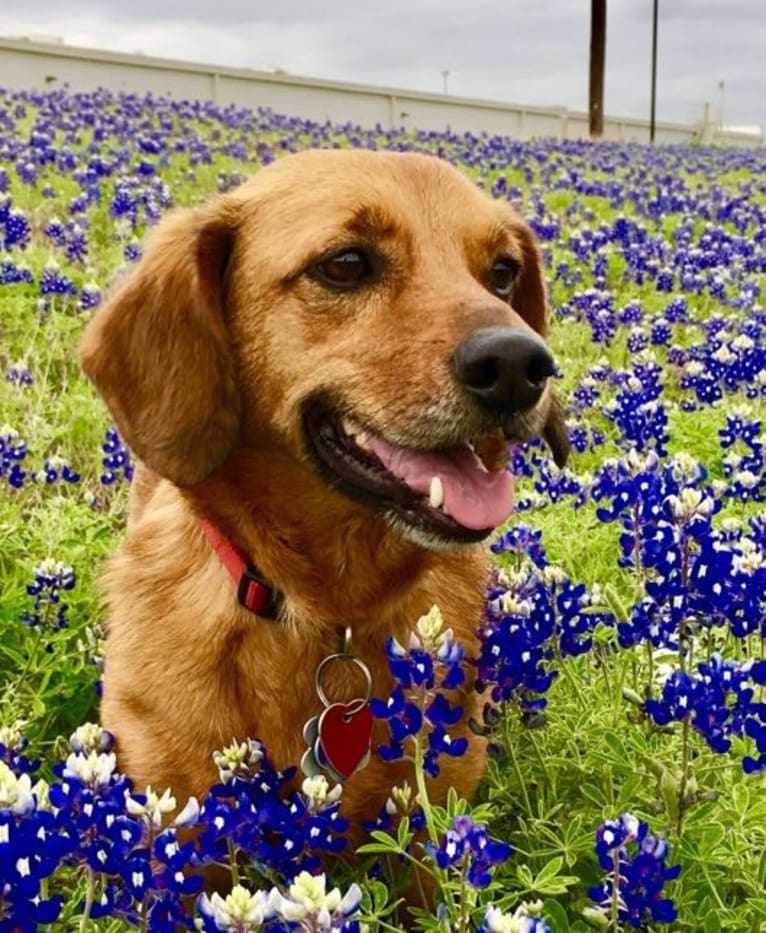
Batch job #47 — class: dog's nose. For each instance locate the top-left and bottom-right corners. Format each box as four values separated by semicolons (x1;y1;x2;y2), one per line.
453;327;556;414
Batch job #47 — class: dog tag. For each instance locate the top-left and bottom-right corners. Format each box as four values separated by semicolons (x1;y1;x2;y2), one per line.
300;629;373;784
317;700;374;781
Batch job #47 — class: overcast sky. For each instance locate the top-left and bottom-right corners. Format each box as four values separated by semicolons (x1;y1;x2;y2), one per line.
1;1;764;130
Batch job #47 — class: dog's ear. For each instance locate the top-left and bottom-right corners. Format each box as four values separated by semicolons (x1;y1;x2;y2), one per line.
79;200;241;486
542;395;570;468
509;218;548;337
511;219;571;468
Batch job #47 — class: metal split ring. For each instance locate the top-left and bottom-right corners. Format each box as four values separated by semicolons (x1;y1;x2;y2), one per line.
314;648;372;708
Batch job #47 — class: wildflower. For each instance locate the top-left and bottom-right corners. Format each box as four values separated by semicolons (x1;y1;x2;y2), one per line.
480;902;550;933
38;259;78;297
32;454;81;485
0;760;38;816
3;206;31;249
213;738;265;784
426;814;511;888
271;871;362;930
300;774;342;812
69;723;114;755
0;425;27;489
101;427;134;484
5;361;32;386
372;605;468;775
79;281;102;310
125;785;177;830
20;559;76;630
588;814;680;928
0;724;39;775
197;884;274;932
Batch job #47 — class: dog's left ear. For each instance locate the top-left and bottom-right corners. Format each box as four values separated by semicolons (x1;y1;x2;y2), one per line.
510;219;570;469
79;199;241;486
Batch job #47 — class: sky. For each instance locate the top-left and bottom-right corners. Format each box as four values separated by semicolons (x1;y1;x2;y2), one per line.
1;1;764;130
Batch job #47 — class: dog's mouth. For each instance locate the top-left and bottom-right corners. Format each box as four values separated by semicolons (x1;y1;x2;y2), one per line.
302;399;514;543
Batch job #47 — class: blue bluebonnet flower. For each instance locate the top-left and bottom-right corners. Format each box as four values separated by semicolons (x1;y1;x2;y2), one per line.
0;259;34;285
121;236;141;261
371;605;468;776
20;559;76;630
32;454;81;485
79;282;102;310
5;361;33;386
361;781;426;836
197;741;347;882
646;655;766;771
0;760;69;930
588;813;680;928
478;533;610;717
101;427;134;484
602;358;669;456
38;259;77;298
2;206;31;249
425;814;510;888
0;425;27;489
0;724;39;777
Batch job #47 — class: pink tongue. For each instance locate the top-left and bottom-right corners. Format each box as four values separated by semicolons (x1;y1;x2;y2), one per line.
368;436;514;531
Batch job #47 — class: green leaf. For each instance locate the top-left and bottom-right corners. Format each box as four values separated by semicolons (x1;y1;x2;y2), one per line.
698;822;725;855
731;782;749;817
356;843;397;855
543;899;570;933
703;909;722;933
517;863;535;890
535;856;564;886
580;782;608;808
602;730;626;761
397;816;411;849
368;880;391;912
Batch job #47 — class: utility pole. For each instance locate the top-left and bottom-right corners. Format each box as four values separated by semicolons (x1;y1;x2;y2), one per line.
589;0;607;138
650;0;658;143
441;70;449;95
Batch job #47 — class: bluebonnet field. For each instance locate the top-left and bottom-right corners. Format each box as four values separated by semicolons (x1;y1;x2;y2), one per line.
1;86;765;932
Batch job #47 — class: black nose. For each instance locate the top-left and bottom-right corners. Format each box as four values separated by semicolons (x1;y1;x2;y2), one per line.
453;327;556;414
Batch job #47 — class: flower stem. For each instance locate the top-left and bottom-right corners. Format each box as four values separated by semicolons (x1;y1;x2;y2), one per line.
79;867;96;933
413;732;439;848
610;849;621;932
456;857;470;933
228;837;241;886
505;719;534;817
676;716;692;836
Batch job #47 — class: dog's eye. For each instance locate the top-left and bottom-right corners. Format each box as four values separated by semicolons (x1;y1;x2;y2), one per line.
488;256;519;298
313;249;377;289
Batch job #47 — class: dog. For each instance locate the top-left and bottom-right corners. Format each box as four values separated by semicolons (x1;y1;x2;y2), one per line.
79;148;568;855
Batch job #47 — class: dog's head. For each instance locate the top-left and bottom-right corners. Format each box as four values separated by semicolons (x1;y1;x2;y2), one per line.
80;150;568;548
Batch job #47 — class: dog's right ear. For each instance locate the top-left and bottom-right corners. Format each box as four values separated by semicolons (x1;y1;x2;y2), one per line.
79;200;241;486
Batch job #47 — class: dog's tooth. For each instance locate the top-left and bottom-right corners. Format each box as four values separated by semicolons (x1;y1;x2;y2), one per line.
429;475;444;509
356;431;371;450
341;416;358;437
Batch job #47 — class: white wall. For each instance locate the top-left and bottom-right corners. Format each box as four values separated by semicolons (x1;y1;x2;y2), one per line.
1;36;762;148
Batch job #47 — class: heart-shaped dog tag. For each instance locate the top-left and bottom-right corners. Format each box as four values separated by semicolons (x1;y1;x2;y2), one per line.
317;701;373;781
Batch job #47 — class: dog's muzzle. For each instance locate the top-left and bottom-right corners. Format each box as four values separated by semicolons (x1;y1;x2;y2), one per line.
452;326;556;414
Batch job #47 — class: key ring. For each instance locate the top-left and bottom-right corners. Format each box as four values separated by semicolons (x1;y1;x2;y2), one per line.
301;625;375;783
314;653;372;708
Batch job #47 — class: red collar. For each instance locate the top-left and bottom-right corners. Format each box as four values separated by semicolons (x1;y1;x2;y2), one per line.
200;519;282;619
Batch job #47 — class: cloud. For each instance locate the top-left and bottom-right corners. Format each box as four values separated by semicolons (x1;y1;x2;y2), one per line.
0;0;763;128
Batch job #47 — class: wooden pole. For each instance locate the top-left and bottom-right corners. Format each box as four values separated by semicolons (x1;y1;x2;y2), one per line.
650;0;658;143
589;0;607;138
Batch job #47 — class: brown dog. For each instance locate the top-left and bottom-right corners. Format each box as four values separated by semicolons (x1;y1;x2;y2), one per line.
79;149;568;847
